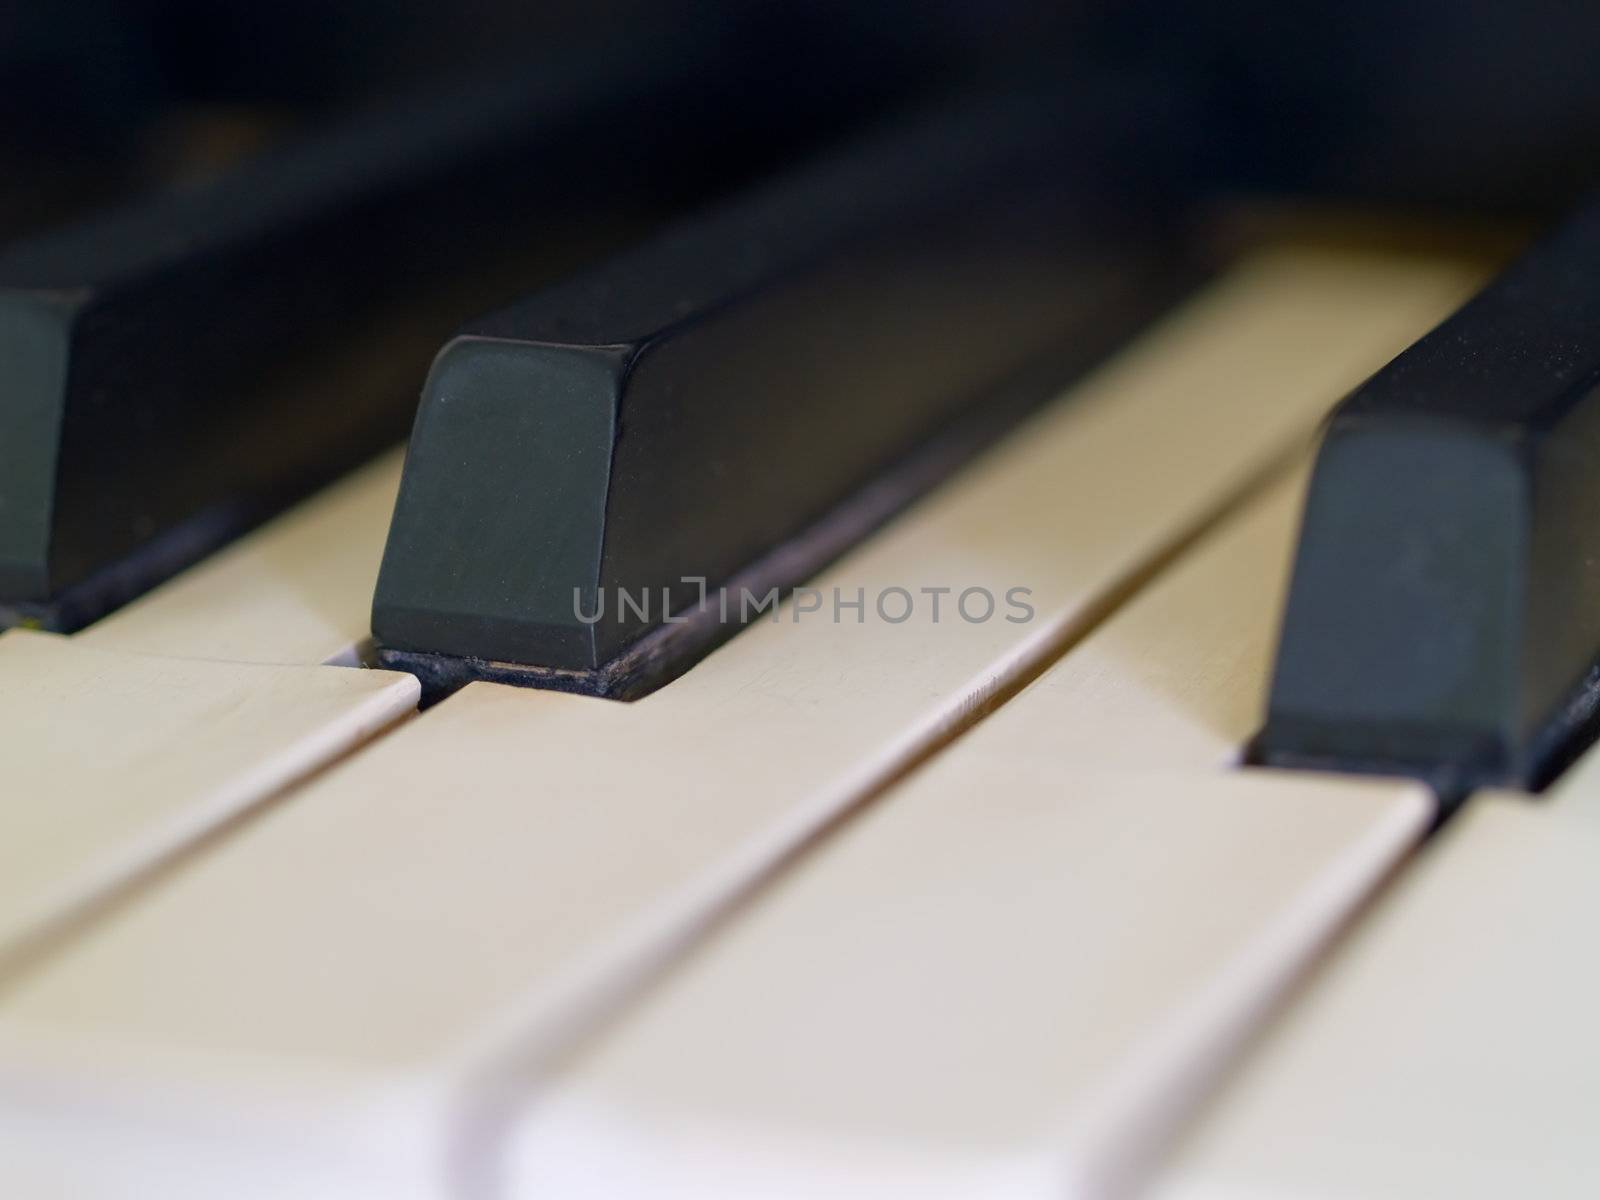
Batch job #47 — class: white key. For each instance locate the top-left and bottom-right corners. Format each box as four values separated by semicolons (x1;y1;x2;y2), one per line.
0;630;417;966
1155;781;1600;1198
0;251;1477;1196
953;460;1310;772
75;448;404;665
506;769;1428;1200
494;466;1425;1200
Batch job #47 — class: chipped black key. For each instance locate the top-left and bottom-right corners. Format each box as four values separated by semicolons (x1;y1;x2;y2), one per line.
1258;202;1600;792
371;85;1193;701
0;25;891;631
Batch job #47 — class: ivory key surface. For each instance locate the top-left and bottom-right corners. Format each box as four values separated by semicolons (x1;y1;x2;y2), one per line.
0;630;417;966
1154;767;1600;1198
950;460;1311;772
504;767;1428;1200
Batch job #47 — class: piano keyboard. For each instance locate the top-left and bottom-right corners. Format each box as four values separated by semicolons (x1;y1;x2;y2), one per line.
5;18;1600;1195
3;239;1530;1197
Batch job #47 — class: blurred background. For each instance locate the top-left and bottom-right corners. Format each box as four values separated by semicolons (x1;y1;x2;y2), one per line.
6;0;1600;239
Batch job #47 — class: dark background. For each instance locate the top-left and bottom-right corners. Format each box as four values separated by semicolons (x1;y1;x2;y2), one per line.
5;0;1600;231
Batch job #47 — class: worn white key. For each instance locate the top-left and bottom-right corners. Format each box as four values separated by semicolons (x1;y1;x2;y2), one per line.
506;769;1428;1200
0;630;417;966
75;448;404;665
954;460;1310;772
0;251;1477;1196
494;465;1425;1200
1155;772;1600;1198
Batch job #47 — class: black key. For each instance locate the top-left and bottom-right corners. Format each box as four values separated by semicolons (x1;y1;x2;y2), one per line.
0;21;896;631
1257;201;1600;792
371;83;1194;701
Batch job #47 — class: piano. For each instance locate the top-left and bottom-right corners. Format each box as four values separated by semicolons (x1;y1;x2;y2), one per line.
1;3;1598;1196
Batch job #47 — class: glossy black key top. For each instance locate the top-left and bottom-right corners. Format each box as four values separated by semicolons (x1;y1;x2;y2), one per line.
1257;201;1600;792
371;84;1193;701
0;23;891;631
